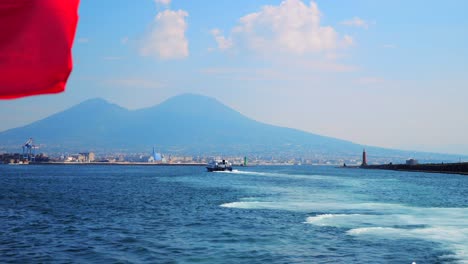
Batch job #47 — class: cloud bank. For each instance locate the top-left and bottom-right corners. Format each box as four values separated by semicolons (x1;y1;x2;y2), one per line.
212;0;352;55
141;9;189;60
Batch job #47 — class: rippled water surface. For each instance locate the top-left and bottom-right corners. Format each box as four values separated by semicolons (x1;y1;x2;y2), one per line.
0;165;467;263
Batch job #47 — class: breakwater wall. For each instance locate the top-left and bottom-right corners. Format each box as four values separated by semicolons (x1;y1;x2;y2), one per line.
363;162;468;175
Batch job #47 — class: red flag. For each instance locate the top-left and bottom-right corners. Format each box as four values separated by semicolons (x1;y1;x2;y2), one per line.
0;0;79;99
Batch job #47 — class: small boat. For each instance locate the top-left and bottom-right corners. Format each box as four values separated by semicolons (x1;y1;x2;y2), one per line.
206;159;232;172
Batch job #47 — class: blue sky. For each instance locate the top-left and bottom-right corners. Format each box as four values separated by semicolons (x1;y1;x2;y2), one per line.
1;0;468;155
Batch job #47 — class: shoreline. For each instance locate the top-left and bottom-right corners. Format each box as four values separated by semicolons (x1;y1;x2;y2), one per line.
17;162;208;167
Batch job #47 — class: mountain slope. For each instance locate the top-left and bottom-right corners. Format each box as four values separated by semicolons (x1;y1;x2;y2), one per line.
0;98;132;149
128;94;360;154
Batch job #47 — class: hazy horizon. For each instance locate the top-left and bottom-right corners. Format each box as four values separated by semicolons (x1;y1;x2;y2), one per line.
1;0;467;155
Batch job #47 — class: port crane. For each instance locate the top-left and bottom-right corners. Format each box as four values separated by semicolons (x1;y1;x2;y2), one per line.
22;138;38;162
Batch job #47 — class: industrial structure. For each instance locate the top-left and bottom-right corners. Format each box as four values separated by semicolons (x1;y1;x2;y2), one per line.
22;138;38;162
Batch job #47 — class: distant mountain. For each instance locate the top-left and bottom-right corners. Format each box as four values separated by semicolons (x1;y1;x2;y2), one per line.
0;94;462;161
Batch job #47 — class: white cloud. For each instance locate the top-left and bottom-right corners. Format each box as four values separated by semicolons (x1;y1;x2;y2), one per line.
213;0;352;55
141;9;189;60
211;29;233;50
341;17;369;29
154;0;171;6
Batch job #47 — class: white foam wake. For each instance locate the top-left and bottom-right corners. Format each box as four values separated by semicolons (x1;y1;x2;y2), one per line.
347;226;468;262
220;200;409;212
222;198;468;261
221;169;347;181
305;207;468;262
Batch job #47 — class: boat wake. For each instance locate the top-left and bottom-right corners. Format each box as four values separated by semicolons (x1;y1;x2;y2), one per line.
217;169;341;182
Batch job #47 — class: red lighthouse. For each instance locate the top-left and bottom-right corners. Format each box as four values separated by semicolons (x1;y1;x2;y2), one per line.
361;149;367;167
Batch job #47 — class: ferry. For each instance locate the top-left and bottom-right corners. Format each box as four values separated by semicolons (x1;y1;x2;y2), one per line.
206;159;232;172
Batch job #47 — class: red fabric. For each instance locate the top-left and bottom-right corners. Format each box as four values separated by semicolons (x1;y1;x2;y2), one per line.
0;0;79;99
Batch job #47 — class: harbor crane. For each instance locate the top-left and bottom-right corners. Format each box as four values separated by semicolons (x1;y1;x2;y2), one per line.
22;138;38;162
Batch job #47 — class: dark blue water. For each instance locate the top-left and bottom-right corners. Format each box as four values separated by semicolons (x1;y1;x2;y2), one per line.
0;165;467;263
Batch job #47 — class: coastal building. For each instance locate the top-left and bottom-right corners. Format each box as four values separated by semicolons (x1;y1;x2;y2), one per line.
67;152;95;162
66;154;82;162
148;147;164;163
79;152;95;162
406;158;419;165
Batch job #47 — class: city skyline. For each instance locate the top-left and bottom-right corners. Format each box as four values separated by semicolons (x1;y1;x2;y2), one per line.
1;0;467;155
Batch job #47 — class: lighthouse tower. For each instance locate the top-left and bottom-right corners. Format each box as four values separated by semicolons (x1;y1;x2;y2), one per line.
361;149;368;167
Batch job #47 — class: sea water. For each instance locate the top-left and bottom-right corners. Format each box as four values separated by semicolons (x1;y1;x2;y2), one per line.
0;165;466;263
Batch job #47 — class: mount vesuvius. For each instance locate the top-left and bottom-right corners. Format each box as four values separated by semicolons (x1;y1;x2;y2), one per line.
0;94;459;161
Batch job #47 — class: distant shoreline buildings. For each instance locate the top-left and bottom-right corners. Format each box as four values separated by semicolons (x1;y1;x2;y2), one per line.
0;142;464;166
